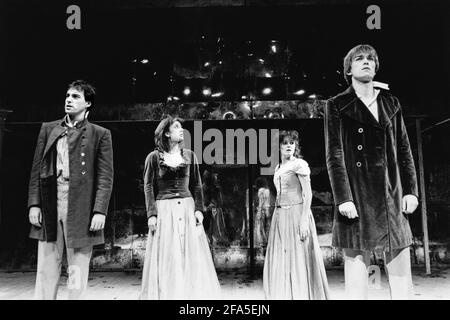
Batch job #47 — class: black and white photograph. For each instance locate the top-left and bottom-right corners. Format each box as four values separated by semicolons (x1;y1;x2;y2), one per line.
0;0;450;308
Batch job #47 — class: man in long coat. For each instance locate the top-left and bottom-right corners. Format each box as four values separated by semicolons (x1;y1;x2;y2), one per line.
324;44;419;299
28;80;114;299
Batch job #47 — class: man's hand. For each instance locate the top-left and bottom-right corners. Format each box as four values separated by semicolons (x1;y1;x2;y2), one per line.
194;211;204;225
90;214;106;231
29;207;42;227
148;216;157;233
402;195;419;214
338;201;358;219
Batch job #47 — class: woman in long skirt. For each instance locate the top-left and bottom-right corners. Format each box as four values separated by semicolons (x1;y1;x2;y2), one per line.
263;130;329;300
140;116;221;300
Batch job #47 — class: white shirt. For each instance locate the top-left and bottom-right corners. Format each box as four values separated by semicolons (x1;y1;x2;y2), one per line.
56;115;80;180
357;89;380;122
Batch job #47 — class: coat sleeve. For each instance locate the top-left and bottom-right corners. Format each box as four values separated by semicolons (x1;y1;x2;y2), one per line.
324;99;354;206
93;129;114;215
143;152;158;218
395;99;419;198
188;150;205;213
27;123;47;210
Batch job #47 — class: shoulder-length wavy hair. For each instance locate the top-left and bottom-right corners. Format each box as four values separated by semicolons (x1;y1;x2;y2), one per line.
154;115;184;152
278;130;302;158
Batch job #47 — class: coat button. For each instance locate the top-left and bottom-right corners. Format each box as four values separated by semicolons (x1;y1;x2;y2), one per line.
82;161;86;166
356;162;362;167
81;152;85;157
178;201;181;204
357;145;363;150
82;171;86;175
358;128;364;133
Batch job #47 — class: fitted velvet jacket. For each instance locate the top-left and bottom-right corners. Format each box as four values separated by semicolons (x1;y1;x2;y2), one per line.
143;148;205;218
27;118;114;248
324;86;418;251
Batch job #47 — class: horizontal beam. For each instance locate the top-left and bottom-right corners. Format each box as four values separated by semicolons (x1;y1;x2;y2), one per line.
3;0;436;10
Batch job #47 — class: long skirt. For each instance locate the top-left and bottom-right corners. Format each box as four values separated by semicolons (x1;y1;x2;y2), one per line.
263;204;330;300
140;197;221;300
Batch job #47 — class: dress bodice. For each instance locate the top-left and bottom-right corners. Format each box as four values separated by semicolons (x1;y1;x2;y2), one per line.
273;158;311;206
143;148;205;217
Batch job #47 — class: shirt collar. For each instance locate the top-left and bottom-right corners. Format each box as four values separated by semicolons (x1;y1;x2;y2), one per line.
355;88;380;107
62;112;88;128
355;88;380;98
373;81;389;90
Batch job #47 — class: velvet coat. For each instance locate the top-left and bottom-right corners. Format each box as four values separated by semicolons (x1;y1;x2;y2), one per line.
324;86;418;251
27;118;114;248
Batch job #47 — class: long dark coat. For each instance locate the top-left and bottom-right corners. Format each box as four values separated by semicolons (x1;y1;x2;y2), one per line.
27;118;114;248
324;86;418;251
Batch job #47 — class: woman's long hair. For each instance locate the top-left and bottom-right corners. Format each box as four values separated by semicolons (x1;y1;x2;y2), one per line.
154;115;184;152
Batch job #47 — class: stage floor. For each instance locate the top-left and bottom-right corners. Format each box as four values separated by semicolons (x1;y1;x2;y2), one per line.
1;266;449;300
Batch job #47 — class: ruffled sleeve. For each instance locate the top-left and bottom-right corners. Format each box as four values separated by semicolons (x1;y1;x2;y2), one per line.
295;158;311;180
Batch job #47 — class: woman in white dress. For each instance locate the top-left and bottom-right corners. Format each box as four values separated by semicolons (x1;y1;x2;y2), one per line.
263;130;329;300
140;116;221;299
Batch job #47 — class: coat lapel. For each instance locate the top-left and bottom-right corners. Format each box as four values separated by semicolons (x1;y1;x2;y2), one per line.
338;85;401;129
43;121;66;158
339;86;382;129
377;92;400;129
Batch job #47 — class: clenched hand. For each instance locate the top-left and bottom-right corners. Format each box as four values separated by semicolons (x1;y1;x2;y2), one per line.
194;211;204;225
29;207;42;227
402;195;419;214
148;216;157;233
338;201;358;219
90;214;106;231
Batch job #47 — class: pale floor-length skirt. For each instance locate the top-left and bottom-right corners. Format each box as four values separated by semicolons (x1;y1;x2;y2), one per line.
140;197;221;300
263;204;330;300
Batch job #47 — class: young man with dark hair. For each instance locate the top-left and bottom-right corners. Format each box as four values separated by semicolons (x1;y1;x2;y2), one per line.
324;45;419;299
28;80;114;299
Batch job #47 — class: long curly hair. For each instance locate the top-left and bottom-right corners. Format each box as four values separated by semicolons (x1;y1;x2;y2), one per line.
278;130;302;158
